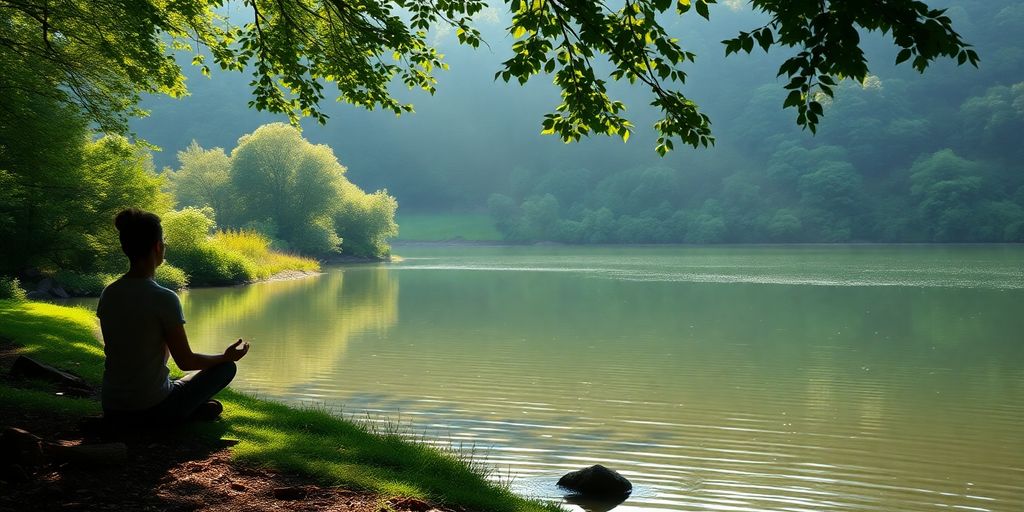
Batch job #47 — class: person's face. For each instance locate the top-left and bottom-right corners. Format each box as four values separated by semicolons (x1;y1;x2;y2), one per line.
154;236;165;267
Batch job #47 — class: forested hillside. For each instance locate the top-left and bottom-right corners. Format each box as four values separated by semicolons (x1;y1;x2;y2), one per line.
132;0;1023;243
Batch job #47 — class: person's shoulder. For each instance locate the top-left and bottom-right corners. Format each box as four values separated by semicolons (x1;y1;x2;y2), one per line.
145;279;181;301
99;276;128;298
97;276;132;314
101;277;177;301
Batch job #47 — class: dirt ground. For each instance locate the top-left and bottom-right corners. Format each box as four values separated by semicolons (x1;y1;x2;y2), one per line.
0;343;449;512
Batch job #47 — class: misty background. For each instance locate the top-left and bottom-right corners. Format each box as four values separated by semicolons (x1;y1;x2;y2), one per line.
134;0;1024;243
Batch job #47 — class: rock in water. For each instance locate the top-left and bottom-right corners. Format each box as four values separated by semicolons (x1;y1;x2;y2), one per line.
557;464;632;498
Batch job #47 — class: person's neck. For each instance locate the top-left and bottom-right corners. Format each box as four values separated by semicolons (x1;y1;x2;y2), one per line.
125;262;156;279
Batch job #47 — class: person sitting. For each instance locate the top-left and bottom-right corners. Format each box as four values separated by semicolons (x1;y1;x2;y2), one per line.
97;208;249;424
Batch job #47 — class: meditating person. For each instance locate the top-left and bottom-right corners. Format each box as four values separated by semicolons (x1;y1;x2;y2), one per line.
97;208;249;423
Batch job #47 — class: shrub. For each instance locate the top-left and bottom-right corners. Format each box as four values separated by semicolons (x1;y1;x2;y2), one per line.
52;266;186;295
160;208;319;286
0;276;27;301
334;187;398;259
210;230;319;279
155;264;189;290
288;216;341;256
212;229;272;260
162;206;216;250
168;244;255;286
54;271;117;296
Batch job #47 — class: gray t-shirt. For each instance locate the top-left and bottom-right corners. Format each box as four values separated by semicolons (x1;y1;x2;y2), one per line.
97;277;184;411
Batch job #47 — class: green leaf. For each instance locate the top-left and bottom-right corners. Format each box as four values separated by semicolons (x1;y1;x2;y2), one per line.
695;1;710;20
783;90;803;108
895;48;913;65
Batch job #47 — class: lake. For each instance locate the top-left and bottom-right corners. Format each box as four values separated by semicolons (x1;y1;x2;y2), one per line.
88;245;1024;510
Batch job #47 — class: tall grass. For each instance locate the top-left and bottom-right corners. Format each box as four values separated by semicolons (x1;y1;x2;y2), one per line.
210;229;319;279
167;229;319;287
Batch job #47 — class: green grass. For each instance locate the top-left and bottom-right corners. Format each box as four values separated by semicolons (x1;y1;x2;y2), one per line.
0;301;105;419
210;229;320;279
0;300;560;512
396;213;502;242
167;230;320;287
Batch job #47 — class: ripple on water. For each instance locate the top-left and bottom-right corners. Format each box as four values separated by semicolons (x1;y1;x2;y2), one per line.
189;246;1024;511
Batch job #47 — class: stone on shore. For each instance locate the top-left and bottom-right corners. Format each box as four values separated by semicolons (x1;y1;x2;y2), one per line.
557;464;632;499
35;278;54;294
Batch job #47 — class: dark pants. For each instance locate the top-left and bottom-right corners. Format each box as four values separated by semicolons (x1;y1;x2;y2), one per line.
106;362;236;423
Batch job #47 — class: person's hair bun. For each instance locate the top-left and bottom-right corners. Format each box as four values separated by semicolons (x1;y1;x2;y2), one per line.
114;209;137;232
113;208;162;261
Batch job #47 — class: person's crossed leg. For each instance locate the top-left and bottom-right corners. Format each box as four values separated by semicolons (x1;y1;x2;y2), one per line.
147;361;237;421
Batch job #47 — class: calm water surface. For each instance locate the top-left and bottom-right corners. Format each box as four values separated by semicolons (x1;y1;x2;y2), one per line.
102;246;1024;510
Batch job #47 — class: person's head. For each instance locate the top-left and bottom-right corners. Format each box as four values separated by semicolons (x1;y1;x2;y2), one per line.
114;208;164;267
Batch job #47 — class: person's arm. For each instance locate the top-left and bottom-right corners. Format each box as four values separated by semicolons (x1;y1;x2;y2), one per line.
165;323;249;371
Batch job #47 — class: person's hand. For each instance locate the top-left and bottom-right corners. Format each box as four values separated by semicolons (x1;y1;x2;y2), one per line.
223;338;250;362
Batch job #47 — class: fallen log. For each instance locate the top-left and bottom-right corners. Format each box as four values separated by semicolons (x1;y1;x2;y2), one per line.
10;355;92;393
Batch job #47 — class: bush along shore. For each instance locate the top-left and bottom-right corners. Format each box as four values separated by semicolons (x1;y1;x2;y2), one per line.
1;121;398;302
4;224;323;300
0;298;561;512
1;208;405;301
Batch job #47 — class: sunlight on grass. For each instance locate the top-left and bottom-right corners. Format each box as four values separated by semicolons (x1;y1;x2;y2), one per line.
0;300;106;380
210;229;320;279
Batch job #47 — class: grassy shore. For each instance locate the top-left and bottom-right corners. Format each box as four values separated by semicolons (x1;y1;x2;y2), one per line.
35;230;321;297
0;299;561;512
396;213;501;242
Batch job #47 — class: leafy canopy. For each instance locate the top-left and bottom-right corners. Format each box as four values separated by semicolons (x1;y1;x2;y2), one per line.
1;0;974;153
165;123;398;258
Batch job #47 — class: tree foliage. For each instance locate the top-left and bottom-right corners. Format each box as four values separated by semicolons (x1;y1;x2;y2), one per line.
229;123;344;253
0;78;170;274
165;142;233;217
464;0;1022;244
490;137;1023;244
165;123;398;258
0;0;975;152
334;183;399;258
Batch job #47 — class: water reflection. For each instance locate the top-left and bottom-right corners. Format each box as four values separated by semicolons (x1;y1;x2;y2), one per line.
181;268;398;393
564;494;629;512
